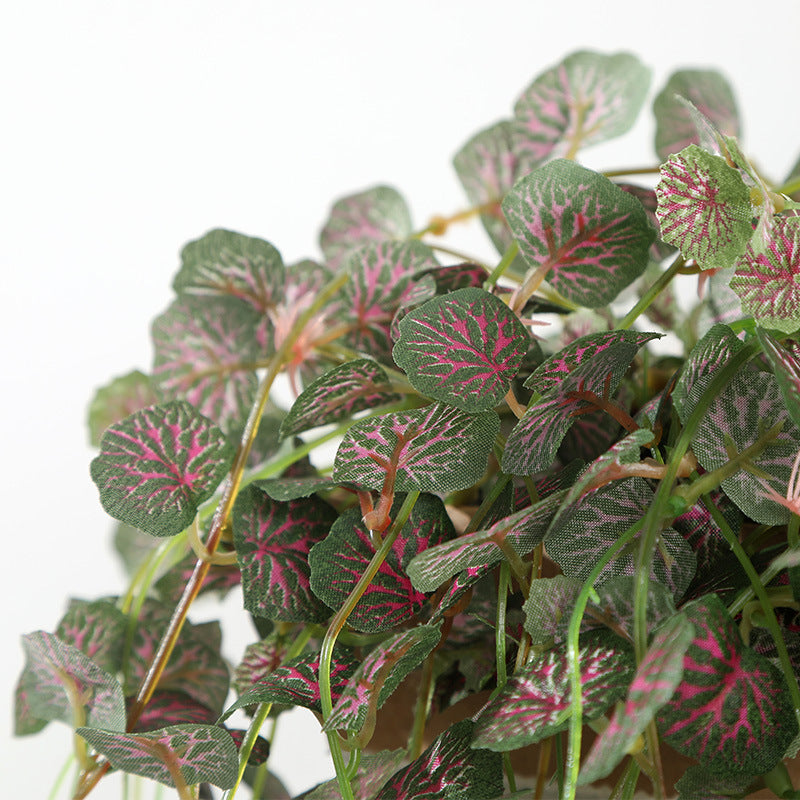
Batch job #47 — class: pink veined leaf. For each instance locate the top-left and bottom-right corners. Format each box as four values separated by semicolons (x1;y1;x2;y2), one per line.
503;160;655;308
417;262;487;294
55;599;126;674
655;144;753;271
305;750;407;800
653;69;740;162
13;676;48;736
87;370;158;448
340;240;439;362
90;400;235;538
319;185;413;271
323;625;441;735
129;690;217;730
521;575;584;647
333;402;500;493
279;358;402;439
374;720;503;800
172;228;285;313
393;287;529;413
471;641;634;751
674;766;758;800
151;295;264;434
672;491;740;574
250;475;339;502
758;328;800;430
730;216;800;333
309;493;454;633
657;594;799;774
511;50;651;165
21;631;127;733
219;650;360;720
76;724;239;790
232;485;338;623
232;634;290;695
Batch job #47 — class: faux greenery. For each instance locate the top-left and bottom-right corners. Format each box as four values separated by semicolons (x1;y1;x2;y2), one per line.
15;49;800;800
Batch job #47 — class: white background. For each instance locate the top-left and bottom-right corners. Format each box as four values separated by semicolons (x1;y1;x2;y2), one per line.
3;2;800;798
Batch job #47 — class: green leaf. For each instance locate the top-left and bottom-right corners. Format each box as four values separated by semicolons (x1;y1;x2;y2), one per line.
758;328;800;430
173;229;285;313
655;144;753;270
393;288;529;412
305;750;407;800
90;400;235;537
512;50;651;164
76;724;238;790
503;160;655;308
87;370;158;447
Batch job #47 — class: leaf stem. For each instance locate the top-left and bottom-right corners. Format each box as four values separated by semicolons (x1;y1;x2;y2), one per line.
318;490;420;800
618;254;685;330
602;166;661;179
407;651;435;760
483;241;519;290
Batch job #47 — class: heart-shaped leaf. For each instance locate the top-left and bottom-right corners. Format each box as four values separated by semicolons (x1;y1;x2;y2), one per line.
310;493;453;632
503;160;655;308
323;625;441;735
512;50;651;164
655;145;753;271
88;370;158;447
21;631;126;732
333;402;500;493
220;650;359;720
657;594;799;775
76;724;238;790
730;216;800;333
280;359;402;439
90;401;235;537
758;328;800;430
173;229;285;313
579;613;694;783
471;641;634;751
151;295;263;433
393;288;529;412
233;484;338;622
653;70;740;162
319;185;413;270
375;720;503;800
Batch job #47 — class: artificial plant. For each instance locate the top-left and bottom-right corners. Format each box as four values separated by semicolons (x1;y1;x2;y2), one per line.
15;49;800;800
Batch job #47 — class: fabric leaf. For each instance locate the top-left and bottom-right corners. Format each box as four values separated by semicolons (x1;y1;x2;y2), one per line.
90;401;234;537
393;288;529;412
87;371;158;448
758;328;800;430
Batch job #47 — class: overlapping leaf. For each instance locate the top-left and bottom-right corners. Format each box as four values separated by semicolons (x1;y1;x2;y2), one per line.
471;641;634;751
155;552;241;605
579;613;694;783
339;240;439;361
250;475;339;502
310;493;453;632
233;484;337;622
306;750;407;800
90;401;234;537
407;492;561;592
151;295;263;433
88;370;158;447
130;690;216;731
692;366;800;525
323;625;441;734
547;478;696;597
511;50;651;164
758;328;800;429
503;160;655;308
21;631;126;732
232;634;289;695
653;70;740;161
655;145;753;271
521;575;583;647
730;216;800;333
55;599;126;674
172;229;285;312
375;720;503;800
393;288;528;412
333;402;499;493
319;185;413;270
77;724;238;790
418;262;487;294
220;650;359;719
280;359;402;439
503;334;659;476
657;594;798;774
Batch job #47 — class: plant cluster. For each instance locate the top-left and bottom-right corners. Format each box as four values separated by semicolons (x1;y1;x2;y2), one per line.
14;50;800;800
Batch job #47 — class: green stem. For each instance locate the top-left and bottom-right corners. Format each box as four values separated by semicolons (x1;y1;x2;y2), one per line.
779;176;800;197
318;491;420;800
703;494;800;727
483;241;519;290
495;562;511;690
602;166;661;179
464;473;512;534
407;652;435;760
562;518;646;800
618;254;685;330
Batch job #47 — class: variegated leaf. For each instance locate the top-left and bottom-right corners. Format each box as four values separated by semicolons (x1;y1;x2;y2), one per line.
758;328;800;430
333;402;499;493
306;750;407;800
87;370;158;447
90;401;234;537
55;598;126;674
233;484;337;622
394;288;529;412
504;160;655;307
